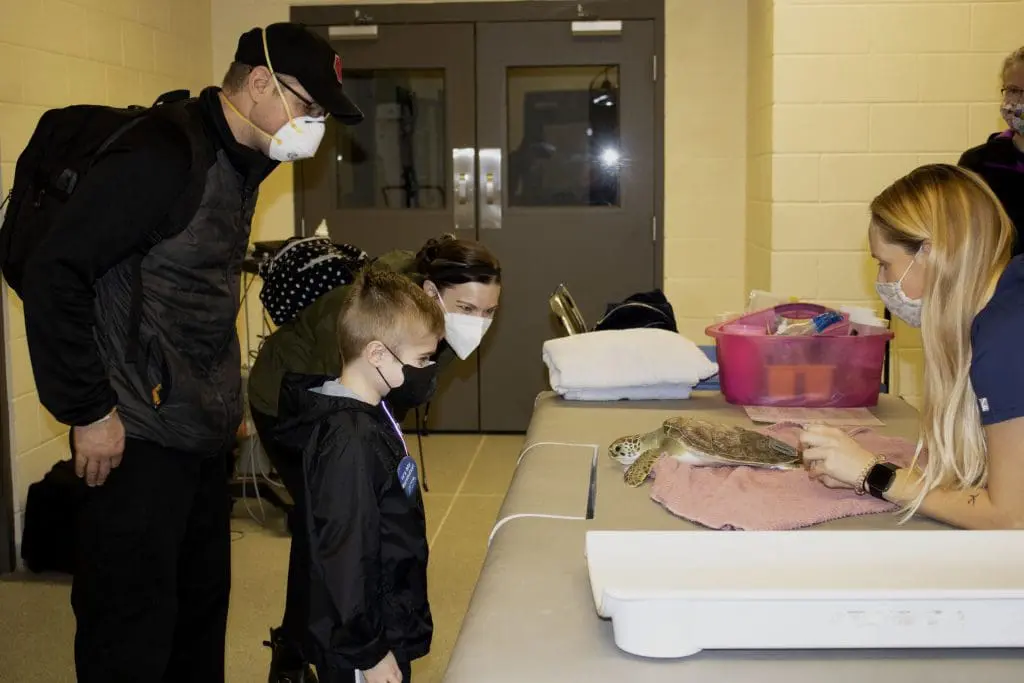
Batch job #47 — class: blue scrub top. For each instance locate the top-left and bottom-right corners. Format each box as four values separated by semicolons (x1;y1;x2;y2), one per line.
971;254;1024;426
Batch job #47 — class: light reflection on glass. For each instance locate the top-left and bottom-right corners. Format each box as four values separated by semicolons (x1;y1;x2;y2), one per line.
507;65;621;207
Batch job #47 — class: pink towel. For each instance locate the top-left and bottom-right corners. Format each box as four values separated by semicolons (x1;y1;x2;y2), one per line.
648;424;924;530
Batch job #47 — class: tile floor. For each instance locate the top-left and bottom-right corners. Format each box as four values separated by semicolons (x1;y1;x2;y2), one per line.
0;433;523;683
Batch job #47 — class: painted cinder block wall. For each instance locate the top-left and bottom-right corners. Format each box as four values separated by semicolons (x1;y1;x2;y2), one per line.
762;0;1022;407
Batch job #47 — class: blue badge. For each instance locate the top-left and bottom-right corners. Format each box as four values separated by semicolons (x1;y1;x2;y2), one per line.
397;456;419;498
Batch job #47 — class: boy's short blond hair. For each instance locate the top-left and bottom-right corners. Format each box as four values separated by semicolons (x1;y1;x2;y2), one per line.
337;267;445;366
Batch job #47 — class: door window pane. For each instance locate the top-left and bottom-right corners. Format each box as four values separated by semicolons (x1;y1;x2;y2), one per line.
507;65;620;207
335;69;447;210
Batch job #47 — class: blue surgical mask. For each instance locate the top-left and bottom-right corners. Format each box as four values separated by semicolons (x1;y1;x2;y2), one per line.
875;254;922;328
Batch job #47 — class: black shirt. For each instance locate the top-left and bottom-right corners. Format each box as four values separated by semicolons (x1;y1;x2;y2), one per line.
959;130;1024;256
20;87;277;426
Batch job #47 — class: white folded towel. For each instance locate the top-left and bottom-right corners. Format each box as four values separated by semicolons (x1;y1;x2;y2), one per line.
542;328;718;400
562;384;694;402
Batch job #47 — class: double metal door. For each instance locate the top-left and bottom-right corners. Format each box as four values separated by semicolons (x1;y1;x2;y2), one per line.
298;19;657;432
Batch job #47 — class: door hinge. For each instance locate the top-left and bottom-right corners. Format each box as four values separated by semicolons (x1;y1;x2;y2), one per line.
651;216;657;242
652;55;657;81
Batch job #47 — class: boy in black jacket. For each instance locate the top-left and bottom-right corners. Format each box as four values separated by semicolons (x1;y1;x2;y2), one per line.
275;267;444;683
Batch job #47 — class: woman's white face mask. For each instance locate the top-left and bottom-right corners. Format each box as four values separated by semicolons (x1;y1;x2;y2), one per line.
874;248;923;328
433;291;493;359
444;312;493;360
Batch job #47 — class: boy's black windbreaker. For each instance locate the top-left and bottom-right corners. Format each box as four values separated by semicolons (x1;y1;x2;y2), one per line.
275;372;432;671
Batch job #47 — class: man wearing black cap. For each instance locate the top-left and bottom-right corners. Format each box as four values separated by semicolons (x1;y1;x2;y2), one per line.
222;23;363;161
16;23;361;683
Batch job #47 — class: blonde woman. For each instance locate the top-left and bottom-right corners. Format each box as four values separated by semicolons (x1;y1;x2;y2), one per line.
800;164;1024;529
959;46;1024;254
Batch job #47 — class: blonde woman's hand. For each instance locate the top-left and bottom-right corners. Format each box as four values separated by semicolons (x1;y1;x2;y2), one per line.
798;425;878;490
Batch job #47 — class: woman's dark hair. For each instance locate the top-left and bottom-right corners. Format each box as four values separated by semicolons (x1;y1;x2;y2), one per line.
413;234;502;292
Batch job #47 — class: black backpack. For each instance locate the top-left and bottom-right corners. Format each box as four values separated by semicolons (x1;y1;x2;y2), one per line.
594;289;678;333
0;90;213;365
257;235;368;326
20;455;88;574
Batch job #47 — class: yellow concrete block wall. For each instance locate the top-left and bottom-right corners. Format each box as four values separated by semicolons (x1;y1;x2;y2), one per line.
0;0;212;540
768;0;1023;407
746;0;773;296
662;0;748;341
213;0;751;347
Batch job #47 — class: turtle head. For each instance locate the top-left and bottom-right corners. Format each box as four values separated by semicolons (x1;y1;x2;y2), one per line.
608;435;643;466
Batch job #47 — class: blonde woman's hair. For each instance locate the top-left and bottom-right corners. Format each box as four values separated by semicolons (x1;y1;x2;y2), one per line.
1002;46;1024;82
870;164;1014;519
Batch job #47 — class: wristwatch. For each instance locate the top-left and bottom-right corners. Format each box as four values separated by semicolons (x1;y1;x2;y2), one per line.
865;461;900;500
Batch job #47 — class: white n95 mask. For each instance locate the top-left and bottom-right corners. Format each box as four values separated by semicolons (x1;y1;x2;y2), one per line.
259;26;326;162
445;313;492;360
267;116;326;161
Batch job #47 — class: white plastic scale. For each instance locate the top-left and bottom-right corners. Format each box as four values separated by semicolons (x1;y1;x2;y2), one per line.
585;530;1024;658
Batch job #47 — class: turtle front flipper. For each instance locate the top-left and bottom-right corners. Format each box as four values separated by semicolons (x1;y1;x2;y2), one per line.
624;448;662;487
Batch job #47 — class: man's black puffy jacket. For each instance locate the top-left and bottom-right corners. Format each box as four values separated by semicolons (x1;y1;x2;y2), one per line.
275;372;432;671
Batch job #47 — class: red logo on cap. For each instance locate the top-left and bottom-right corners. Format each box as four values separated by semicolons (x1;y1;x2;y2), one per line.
333;54;343;84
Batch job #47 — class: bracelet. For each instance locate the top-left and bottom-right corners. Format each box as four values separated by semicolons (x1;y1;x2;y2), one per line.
854;455;885;495
88;407;117;427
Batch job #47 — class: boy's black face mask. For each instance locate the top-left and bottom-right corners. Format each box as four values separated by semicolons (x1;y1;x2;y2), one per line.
378;346;439;413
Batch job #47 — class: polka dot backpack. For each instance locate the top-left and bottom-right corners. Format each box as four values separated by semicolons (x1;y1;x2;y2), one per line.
258;235;368;326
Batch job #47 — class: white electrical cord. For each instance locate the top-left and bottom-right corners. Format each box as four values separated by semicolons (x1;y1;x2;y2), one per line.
487;513;587;547
516;440;600;466
242;430;267;525
487;441;602;547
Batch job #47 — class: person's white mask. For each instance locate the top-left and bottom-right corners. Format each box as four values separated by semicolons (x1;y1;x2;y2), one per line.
874;250;923;328
220;27;327;162
445;312;493;360
266;115;326;161
262;26;326;161
220;94;326;161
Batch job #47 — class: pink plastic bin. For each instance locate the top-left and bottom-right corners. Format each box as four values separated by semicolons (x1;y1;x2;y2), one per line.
705;304;894;408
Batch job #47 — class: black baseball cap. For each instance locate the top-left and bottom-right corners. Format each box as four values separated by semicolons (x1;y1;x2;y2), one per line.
235;23;363;125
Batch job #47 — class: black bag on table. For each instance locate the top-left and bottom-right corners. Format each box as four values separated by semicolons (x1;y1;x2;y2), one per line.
594;288;678;333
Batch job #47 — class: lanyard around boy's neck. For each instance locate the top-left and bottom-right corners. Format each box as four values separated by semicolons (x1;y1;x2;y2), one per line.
380;401;410;457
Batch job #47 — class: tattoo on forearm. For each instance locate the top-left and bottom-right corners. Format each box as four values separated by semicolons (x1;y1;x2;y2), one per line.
968;494;978;506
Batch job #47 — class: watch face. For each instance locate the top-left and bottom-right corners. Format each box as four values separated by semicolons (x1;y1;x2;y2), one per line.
867;462;898;495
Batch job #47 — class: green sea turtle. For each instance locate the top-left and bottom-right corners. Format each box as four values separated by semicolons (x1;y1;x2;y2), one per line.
609;417;803;487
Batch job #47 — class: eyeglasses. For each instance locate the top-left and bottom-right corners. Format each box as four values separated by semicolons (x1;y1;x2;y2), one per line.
1001;85;1024;101
278;78;325;118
